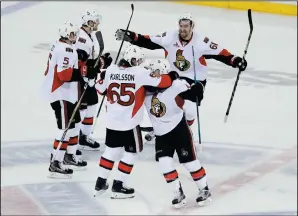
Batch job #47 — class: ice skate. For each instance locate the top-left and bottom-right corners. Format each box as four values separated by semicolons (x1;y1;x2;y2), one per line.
63;153;87;171
48;159;73;179
94;177;109;197
172;181;187;209
79;131;100;150
111;180;135;199
196;186;212;206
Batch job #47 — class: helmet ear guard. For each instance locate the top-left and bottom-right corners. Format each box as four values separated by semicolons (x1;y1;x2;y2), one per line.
59;21;79;42
81;9;102;29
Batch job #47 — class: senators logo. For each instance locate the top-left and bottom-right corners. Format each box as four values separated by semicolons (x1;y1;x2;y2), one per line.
150;94;166;118
173;49;190;72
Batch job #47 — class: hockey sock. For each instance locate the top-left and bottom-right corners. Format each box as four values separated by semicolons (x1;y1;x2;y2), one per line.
67;127;79;155
98;147;121;179
183;160;207;189
114;152;137;184
80;105;97;136
52;129;69;162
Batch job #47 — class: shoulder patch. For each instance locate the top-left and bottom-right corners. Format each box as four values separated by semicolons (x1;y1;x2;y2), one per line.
203;37;209;43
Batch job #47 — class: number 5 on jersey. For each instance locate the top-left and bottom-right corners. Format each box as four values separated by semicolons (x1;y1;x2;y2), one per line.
107;83;136;106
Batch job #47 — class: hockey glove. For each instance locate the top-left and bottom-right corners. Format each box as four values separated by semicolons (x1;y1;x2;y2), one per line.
99;53;112;69
231;56;247;71
85;66;97;80
115;29;135;42
168;71;180;81
191;82;204;103
77;49;89;62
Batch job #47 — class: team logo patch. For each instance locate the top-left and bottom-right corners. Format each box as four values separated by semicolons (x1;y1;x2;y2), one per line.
173;49;190;72
150;94;166;118
181;149;188;157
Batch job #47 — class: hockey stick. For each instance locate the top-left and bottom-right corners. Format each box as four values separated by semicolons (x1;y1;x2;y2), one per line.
91;30;105;134
91;3;135;134
51;42;104;162
191;46;202;150
95;31;104;56
224;9;253;123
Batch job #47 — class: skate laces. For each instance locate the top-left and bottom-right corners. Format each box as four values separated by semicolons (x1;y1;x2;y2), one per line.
198;188;210;198
86;136;96;144
72;154;83;164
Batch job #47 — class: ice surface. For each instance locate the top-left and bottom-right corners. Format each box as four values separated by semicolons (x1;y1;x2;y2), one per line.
1;1;297;215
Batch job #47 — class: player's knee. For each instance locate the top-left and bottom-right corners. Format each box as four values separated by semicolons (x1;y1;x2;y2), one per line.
67;127;79;138
86;104;97;117
102;146;122;162
184;100;196;121
55;129;69;141
182;159;202;171
121;151;138;165
158;156;175;173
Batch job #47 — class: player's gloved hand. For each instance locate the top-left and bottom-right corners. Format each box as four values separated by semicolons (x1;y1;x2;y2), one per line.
99;53;113;69
231;56;247;71
77;49;89;61
168;71;180;81
99;70;106;80
115;29;135;42
190;82;204;103
84;66;97;79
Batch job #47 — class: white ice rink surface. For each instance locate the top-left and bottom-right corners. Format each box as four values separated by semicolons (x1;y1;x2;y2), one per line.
1;1;297;215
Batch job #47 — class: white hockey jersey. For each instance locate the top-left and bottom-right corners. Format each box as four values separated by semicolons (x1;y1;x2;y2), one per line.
144;79;190;136
148;30;231;81
75;27;95;59
95;64;172;131
41;40;79;103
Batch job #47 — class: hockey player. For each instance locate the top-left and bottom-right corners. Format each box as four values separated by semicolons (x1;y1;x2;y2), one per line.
144;59;211;208
115;13;248;140
41;21;97;177
76;9;112;151
93;45;179;199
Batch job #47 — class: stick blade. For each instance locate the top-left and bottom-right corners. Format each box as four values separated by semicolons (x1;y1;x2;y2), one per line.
131;3;134;10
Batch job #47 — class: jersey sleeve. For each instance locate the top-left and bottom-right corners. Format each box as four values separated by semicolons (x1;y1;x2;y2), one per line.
170;79;191;96
147;31;171;48
198;36;230;56
198;35;236;66
139;68;172;88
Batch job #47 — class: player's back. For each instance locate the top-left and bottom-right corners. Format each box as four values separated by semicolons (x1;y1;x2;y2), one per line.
104;64;148;131
144;79;190;136
41;40;78;103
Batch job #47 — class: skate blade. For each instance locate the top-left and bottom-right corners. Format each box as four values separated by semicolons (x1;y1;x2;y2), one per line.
173;199;187;209
47;171;72;179
94;189;108;197
110;192;135;199
197;197;212;206
79;145;100;151
64;164;87;171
